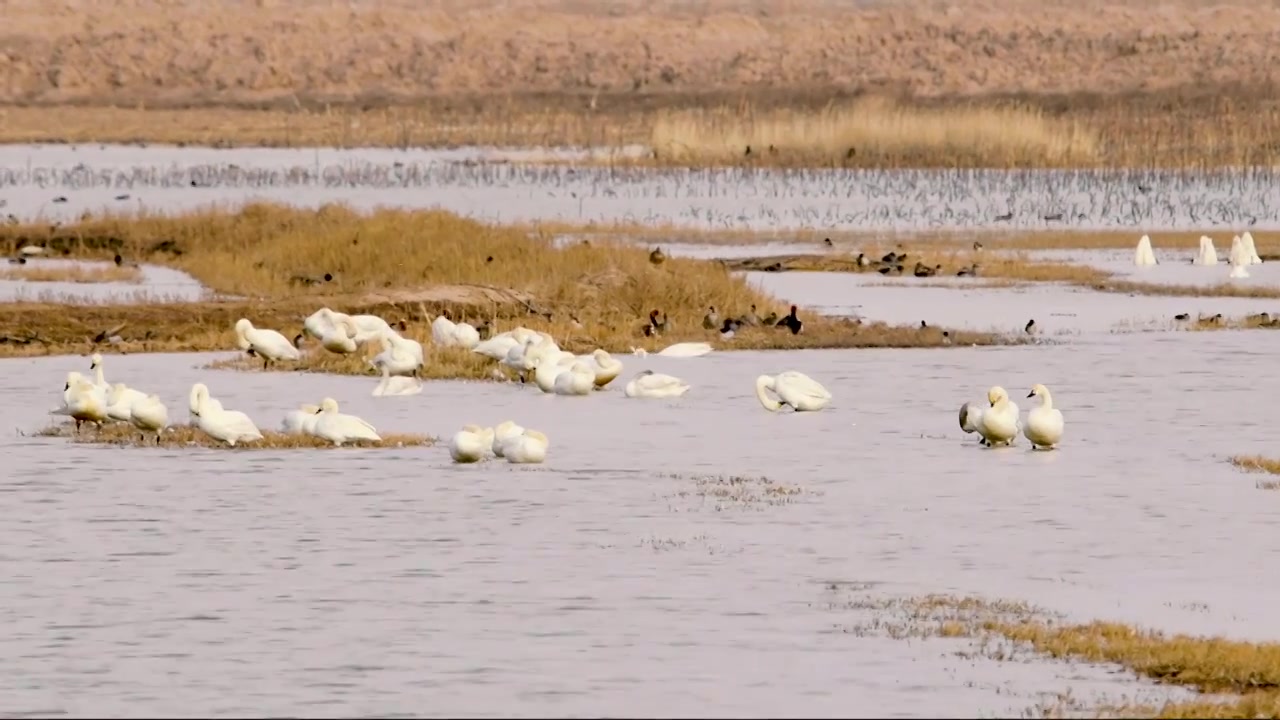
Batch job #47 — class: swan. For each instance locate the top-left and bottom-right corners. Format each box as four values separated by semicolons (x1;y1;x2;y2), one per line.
1133;234;1157;266
474;333;522;361
1194;235;1219;266
533;351;578;393
449;425;495;463
451;321;481;350
977;386;1020;447
491;420;525;458
1242;231;1263;265
319;315;362;354
371;329;425;377
312;397;381;446
581;348;624;388
88;353;110;391
129;394;169;444
105;382;149;423
431;314;478;347
656;342;713;358
501;429;550;464
60;370;87;407
372;364;423;397
754;372;832;412
304;308;391;345
234;318;301;368
552;362;595;396
282;403;322;435
189;383;263;447
51;374;109;432
958;401;988;445
504;335;560;383
1024;384;1065;450
188;382;223;420
624;370;691;398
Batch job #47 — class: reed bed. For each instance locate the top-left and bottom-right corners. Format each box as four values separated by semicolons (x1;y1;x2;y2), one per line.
0;263;143;284
36;421;434;450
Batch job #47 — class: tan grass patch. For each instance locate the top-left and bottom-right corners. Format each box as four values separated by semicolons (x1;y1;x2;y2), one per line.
0;263;143;284
36;421;434;450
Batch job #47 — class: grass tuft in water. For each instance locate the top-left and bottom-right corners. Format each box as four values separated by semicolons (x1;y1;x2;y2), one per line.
36;421;435;450
1228;456;1280;490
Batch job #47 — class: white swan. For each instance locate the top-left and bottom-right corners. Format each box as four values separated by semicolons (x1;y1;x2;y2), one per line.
977;386;1020;447
304;308;391;345
190;383;263;447
452;321;481;350
431;314;483;348
371;329;425;377
552;362;595;396
1133;234;1157;266
651;342;713;358
533;351;578;393
581;348;624;388
449;424;495;463
1242;231;1263;265
1228;237;1252;278
503;335;560;383
319;315;362;354
473;332;523;361
624;370;691;399
188;382;224;421
282;403;322;435
491;420;525;458
129;394;169;444
312;397;381;446
51;374;109;432
958;401;987;445
501;428;549;464
234;318;302;368
754;371;832;412
1194;235;1219;266
105;382;149;423
372;364;423;397
1024;384;1065;450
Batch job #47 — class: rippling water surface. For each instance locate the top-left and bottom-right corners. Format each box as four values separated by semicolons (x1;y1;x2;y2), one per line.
3;331;1277;716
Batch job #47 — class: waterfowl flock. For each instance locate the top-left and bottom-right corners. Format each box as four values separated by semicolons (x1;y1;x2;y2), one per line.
1133;230;1264;277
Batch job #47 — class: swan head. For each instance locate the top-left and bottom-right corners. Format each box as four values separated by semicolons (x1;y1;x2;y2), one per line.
316;397;340;414
1027;383;1050;399
89;353;103;370
987;386;1008;406
234;318;253;335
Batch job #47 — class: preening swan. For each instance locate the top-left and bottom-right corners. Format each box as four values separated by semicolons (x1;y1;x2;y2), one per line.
624;370;691;399
977;386;1020;447
431;313;480;349
958;401;987;445
552;362;595;396
501;429;549;464
234;318;301;368
189;383;263;447
1133;234;1157;267
319;315;362;354
1194;235;1219;266
51;374;108;432
282;403;321;435
105;382;149;423
449;424;495;463
582;348;624;388
128;394;169;444
370;329;424;377
188;382;224;420
1024;384;1065;450
372;364;423;397
304;308;391;346
755;372;832;412
533;350;578;393
312;397;381;446
491;420;525;458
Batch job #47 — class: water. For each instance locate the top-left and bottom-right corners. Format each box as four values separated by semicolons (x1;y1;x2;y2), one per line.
0;259;210;304
2;334;1277;716
1;144;1277;231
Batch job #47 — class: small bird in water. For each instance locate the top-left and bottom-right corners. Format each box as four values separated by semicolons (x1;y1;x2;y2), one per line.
1025;319;1036;334
649;247;666;266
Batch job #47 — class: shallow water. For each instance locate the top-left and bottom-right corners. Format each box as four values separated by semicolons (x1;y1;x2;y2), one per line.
3;335;1278;716
0;259;210;304
1027;247;1280;288
1;144;1277;231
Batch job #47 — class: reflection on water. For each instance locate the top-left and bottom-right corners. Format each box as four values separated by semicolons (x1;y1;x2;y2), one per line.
2;333;1278;716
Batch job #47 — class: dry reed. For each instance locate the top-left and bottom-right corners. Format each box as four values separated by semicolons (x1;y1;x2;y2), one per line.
0;263;143;284
36;420;434;450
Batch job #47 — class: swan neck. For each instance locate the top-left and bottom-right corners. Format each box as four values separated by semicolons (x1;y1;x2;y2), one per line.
755;376;781;411
1039;389;1053;409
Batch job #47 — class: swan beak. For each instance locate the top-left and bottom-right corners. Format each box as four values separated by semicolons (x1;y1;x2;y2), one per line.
63;382;69;390
314;408;323;414
1026;390;1036;398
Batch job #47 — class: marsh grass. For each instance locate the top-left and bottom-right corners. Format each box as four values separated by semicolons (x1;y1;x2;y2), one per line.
718;251;1111;286
1229;456;1280;490
0;263;143;284
0;205;1013;366
836;594;1280;718
35;421;434;450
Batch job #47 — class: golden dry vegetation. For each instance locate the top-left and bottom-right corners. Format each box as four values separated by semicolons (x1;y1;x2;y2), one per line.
846;594;1280;718
0;262;142;284
1229;455;1280;490
0;205;1013;376
36;420;434;450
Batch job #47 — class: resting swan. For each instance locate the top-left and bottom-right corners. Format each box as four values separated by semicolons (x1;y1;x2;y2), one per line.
1024;384;1065;450
105;382;150;423
304;308;391;346
189;383;263;447
977;386;1020;447
234;318;301;368
372;364;423;397
319;315;362;354
958;401;988;445
533;351;578;393
624;370;691;399
312;397;381;446
371;329;425;377
581;348;624;388
129;394;170;444
449;425;495;463
282;403;322;435
500;429;549;464
552;362;595;396
754;372;832;412
631;342;714;358
491;420;525;458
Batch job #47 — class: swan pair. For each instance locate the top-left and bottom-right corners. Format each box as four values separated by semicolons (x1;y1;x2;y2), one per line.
959;384;1064;450
1228;234;1260;279
304;308;393;353
280;397;382;446
1133;235;1157;267
471;420;548;464
754;371;832;412
234;318;302;368
431;313;481;350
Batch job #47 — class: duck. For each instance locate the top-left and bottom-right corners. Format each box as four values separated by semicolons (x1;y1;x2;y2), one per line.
449;425;495;463
234;318;302;369
501;429;550;464
754;372;832;412
720;317;742;339
649;247;666;266
648;309;668;335
624;370;691;399
311;397;381;446
775;305;803;335
1024;384;1065;450
701;306;719;330
957;263;979;277
977;386;1020;447
189;383;263;447
739;305;762;326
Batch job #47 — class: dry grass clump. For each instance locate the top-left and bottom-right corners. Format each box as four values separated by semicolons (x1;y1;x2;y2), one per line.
650;97;1100;168
0;205;1014;366
1229;456;1280;490
36;421;434;450
719;251;1111;286
0;263;143;284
